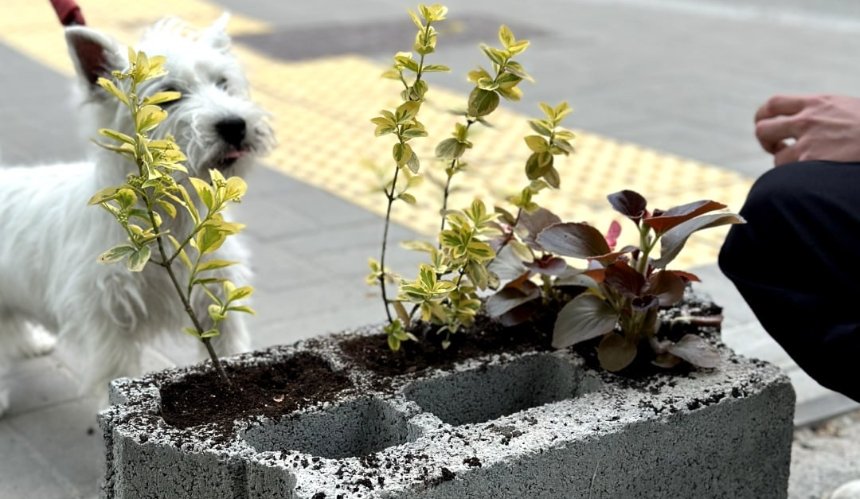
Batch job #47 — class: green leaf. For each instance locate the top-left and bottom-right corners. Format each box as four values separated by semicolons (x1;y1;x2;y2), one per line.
190;177;214;211
498;25;515;49
200;329;220;339
97;245;136;264
408;10;424;29
481;45;508;66
227;284;254;303
524;135;549;153
398;192;417;205
156;199;177;218
96;77;129;105
468;88;500;117
183;327;201;338
396;101;421;123
167;234;193;270
598;333;638;372
543;165;560;189
422;64;450;73
98;128;135;145
387;334;401;352
528;119;553;137
196;259;238;273
552;294;619;349
143;91;182;106
227;305;256;315
393;143;414;166
126;246;152;272
136;105;168;133
435;137;466;160
88;186;121;205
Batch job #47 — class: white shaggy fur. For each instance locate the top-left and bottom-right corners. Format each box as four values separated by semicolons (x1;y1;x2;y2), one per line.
0;16;273;415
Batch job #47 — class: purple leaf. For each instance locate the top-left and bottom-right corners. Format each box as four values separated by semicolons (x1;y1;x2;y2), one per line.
517;208;561;250
648;270;686;307
607;190;647;221
644;200;727;233
537;222;611;259
604;261;646;297
655;212;746;268
667;334;721;369
597;333;638;372
486;279;541;318
552;294;619;348
498;301;540;327
525;255;568;276
488;245;527;280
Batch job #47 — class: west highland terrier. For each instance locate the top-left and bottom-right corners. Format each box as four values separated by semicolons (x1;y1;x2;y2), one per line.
0;15;273;415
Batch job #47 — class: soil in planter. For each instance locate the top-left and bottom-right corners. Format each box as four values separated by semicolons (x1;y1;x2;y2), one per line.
159;352;352;430
340;309;557;378
341;292;723;382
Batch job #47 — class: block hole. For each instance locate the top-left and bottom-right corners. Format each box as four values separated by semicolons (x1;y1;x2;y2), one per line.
243;397;417;459
405;354;601;426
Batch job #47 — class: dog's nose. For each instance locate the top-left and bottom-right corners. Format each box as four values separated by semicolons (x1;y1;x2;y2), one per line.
215;117;246;148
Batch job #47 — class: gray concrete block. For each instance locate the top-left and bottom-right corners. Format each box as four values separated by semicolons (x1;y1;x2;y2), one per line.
100;325;794;498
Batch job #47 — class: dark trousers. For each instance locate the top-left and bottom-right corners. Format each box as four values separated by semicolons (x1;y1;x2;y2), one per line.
719;161;860;402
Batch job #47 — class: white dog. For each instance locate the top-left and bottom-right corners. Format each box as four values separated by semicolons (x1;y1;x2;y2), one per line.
0;16;273;415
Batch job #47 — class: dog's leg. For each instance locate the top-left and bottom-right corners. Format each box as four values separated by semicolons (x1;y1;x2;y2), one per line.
0;309;56;360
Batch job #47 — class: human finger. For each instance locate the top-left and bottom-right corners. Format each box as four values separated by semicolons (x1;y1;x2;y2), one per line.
755;95;810;122
774;143;800;167
755;115;801;154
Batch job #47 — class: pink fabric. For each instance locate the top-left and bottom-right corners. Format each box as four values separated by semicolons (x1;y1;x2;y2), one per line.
50;0;86;26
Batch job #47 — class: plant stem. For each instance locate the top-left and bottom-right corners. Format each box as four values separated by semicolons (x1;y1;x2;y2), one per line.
378;157;402;324
438;119;476;238
147;202;233;389
130;81;231;388
636;225;652;275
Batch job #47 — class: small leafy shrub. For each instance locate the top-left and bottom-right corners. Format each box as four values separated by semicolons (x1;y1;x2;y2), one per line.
368;4;539;350
369;4;742;373
489;190;744;371
89;49;254;387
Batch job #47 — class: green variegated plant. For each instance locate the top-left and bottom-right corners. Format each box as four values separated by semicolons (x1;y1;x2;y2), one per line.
368;4;539;350
89;49;253;387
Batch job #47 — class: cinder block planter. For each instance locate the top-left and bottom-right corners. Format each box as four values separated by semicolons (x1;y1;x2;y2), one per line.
99;321;795;498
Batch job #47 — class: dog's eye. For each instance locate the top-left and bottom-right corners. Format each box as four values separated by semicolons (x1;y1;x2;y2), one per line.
216;77;229;90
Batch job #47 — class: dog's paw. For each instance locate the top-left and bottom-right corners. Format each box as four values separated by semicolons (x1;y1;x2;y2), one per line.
23;327;56;358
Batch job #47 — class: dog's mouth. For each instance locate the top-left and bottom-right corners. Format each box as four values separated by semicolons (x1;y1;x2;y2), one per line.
215;147;251;171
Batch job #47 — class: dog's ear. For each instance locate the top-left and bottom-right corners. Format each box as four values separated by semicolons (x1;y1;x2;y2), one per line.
65;27;126;88
201;13;232;52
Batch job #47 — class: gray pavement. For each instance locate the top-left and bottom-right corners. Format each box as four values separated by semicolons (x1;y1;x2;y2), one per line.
1;0;859;497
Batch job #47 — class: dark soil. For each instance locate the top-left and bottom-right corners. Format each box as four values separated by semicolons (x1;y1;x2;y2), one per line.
339;310;556;377
340;293;723;381
159;352;352;430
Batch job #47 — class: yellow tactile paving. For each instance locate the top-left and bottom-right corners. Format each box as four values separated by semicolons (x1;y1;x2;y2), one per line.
0;0;269;76
0;1;754;270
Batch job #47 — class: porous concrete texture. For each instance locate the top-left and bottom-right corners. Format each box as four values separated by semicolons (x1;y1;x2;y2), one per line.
101;328;794;498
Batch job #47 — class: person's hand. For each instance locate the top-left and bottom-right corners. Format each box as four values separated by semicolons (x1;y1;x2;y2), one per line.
754;94;860;166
